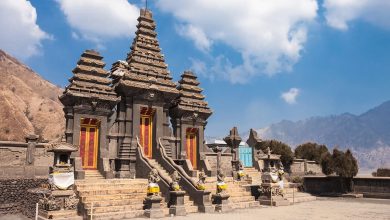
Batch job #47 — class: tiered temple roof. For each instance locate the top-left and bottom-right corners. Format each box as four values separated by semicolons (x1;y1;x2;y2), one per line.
116;9;179;97
60;50;120;105
173;71;212;116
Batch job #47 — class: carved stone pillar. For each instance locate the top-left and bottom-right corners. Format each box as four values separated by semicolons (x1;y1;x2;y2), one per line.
25;134;39;165
169;191;186;216
223;127;242;179
144;196;164;218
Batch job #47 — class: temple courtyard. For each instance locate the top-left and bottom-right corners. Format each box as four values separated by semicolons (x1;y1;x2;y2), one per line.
1;198;389;220
152;197;388;220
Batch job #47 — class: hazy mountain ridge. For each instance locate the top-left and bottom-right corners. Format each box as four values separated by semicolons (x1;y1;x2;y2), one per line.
256;101;390;170
0;49;64;141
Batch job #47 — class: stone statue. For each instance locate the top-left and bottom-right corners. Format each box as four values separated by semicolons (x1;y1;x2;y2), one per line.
216;169;227;194
170;171;181;191
64;192;79;210
217;169;225;182
196;170;206;190
148;169;161;196
149;168;160;183
39;194;60;211
237;160;245;180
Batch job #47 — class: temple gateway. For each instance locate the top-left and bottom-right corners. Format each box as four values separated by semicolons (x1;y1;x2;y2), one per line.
10;8;316;219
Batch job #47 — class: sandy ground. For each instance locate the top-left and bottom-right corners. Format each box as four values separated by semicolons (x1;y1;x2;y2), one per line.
1;197;389;220
146;197;390;220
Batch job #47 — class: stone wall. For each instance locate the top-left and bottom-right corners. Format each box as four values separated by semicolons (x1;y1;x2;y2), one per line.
0;178;48;217
304;176;390;199
353;177;390;198
205;153;233;177
0;141;52;179
290;159;322;175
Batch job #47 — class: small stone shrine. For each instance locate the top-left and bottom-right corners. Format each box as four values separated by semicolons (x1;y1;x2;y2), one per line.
258;147;290;206
38;140;81;219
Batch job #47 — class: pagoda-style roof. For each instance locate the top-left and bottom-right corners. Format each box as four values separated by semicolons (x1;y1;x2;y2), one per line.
60;50;120;106
48;141;78;153
171;71;212;118
115;9;179;98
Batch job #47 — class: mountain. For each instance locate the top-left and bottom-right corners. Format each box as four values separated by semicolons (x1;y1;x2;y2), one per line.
256;101;390;171
0;49;64;142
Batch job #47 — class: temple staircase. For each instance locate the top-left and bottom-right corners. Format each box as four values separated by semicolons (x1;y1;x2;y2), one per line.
243;167;262;185
84;170;104;179
148;159;199;214
197;176;259;210
75;178;169;219
243;167;316;204
284;186;317;204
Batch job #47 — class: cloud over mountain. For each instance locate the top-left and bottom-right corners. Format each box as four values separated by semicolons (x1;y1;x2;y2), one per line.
157;0;318;84
0;0;51;59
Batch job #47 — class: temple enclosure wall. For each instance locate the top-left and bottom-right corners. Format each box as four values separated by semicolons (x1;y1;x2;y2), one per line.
0;141;53;179
290;159;322;175
0;178;48;217
304;176;390;199
0;141;51;217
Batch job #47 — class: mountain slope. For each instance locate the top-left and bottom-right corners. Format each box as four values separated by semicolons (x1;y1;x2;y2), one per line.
256;101;390;170
0;49;64;141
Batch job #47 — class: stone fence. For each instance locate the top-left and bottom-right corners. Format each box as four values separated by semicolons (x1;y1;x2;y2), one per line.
290;159;322;176
0;178;48;217
0;137;53;179
304;176;390;199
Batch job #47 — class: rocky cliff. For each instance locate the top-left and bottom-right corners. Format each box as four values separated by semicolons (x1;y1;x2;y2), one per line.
0;49;64;142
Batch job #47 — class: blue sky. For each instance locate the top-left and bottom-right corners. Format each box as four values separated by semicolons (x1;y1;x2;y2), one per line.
1;0;390;137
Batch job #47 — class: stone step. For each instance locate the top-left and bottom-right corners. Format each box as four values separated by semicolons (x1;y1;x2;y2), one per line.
287;196;316;203
78;188;146;196
38;216;82;220
185;205;199;213
39;210;80;219
207;188;250;193
229;195;256;203
86;204;145;214
231;201;260;209
87;210;145;220
75;179;148;185
76;184;147;190
284;192;313;197
81;194;146;202
83;198;147;207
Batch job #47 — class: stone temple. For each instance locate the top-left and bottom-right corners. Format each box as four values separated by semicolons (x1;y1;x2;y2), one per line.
0;8;319;220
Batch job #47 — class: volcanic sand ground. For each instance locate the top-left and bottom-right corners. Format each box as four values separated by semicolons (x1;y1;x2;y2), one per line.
153;197;390;220
1;197;389;220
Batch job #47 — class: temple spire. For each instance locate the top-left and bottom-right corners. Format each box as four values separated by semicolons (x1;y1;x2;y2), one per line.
170;70;212;119
60;49;120;105
116;9;178;99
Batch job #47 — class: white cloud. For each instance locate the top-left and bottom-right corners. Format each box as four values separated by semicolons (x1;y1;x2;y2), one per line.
0;0;51;59
281;88;300;104
157;0;318;84
324;0;390;30
56;0;139;43
177;24;212;52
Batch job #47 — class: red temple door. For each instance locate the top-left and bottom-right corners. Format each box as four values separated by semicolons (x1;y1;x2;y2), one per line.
186;128;198;169
79;118;99;170
140;107;154;158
